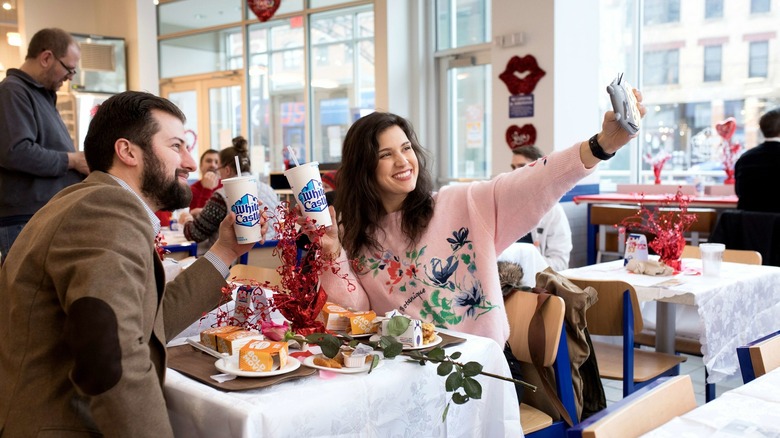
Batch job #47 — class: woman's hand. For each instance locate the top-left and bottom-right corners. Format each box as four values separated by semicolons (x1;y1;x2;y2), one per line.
580;88;646;168
598;88;646;153
298;205;341;259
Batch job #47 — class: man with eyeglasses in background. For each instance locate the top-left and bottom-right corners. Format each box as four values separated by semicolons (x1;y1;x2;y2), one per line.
0;27;88;264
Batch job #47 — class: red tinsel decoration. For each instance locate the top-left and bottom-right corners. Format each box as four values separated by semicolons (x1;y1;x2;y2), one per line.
619;190;698;272
269;202;354;335
206;202;353;335
154;231;169;260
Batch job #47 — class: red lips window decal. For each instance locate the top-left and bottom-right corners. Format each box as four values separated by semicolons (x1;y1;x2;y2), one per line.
499;55;546;96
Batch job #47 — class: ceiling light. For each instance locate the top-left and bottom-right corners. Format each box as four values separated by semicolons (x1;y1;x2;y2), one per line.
7;32;21;47
2;2;12;10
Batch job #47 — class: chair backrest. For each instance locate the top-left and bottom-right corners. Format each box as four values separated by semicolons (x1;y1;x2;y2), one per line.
229;264;282;285
567;279;642;336
737;329;780;383
589;204;640;227
681;245;762;265
505;291;565;367
567;375;696;438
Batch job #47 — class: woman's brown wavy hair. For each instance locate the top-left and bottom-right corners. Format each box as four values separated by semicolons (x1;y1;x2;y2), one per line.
335;112;434;258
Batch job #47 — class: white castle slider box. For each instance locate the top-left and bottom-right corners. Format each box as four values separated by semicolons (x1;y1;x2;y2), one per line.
378;310;423;348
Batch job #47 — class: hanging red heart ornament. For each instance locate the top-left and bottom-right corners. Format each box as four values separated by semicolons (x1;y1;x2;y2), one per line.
505;124;537;149
249;0;281;22
715;117;737;141
499;55;546;95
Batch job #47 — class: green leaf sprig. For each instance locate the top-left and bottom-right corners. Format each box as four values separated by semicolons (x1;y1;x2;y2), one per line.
404;347;536;421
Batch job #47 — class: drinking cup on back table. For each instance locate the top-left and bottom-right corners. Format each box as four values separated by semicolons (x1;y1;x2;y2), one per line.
700;243;725;277
222;175;262;243
284;162;332;227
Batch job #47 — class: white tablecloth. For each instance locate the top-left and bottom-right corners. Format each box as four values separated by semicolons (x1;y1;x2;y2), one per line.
641;368;780;437
561;259;780;383
164;329;522;438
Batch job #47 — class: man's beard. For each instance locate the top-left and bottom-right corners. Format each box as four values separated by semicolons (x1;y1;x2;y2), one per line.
141;150;192;211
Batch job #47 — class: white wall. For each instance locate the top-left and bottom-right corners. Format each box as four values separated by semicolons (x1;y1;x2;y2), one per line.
491;0;602;268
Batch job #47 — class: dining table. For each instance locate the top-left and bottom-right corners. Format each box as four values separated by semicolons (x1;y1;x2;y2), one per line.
164;327;523;437
572;193;738;265
640;366;780;436
560;258;780;384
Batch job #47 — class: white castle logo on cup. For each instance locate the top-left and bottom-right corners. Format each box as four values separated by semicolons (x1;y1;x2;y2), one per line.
231;193;260;227
298;179;327;213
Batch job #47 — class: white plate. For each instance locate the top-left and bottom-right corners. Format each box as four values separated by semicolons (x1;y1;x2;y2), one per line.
302;354;384;374
369;334;443;351
214;356;301;377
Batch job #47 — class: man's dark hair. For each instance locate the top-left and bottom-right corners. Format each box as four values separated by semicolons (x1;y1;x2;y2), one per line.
512;145;543;161
25;28;75;59
84;91;186;173
199;149;219;164
759;107;780;138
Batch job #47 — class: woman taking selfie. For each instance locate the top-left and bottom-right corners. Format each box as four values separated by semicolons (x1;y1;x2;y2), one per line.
317;95;643;347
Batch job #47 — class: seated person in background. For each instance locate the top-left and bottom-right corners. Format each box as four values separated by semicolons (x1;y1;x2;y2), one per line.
181;136;279;255
0;91;255;436
154;210;172;227
505;145;573;271
189;149;222;217
735;106;780;213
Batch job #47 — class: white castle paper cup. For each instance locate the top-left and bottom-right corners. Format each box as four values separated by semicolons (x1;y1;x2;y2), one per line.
284;162;332;227
221;175;263;244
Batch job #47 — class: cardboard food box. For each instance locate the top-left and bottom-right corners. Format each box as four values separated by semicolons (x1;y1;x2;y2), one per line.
200;325;240;351
347;310;377;335
239;340;289;372
380;311;423;348
215;329;263;355
318;302;351;331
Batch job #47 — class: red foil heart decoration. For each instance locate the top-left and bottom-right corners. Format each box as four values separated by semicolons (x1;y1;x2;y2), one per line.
506;124;537;149
499;55;546;95
248;0;281;22
715;117;737;141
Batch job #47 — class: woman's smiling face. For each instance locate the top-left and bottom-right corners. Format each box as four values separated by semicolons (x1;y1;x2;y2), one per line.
374;125;419;213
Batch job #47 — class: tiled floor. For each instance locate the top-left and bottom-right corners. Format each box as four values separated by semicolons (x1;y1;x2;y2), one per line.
601;352;745;407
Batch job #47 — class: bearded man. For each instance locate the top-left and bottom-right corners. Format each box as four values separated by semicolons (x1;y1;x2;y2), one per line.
0;91;260;437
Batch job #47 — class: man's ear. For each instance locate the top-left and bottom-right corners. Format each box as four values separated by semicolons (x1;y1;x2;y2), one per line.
114;139;141;167
38;50;54;69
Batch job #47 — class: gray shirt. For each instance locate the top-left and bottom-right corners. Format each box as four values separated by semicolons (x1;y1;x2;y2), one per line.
0;68;84;221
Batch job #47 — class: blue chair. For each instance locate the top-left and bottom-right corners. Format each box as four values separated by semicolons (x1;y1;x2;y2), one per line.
737;329;780;384
566;375;696;438
567;279;686;397
504;290;578;437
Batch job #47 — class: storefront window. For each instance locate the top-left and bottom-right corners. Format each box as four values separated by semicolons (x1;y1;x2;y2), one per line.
598;0;780;188
159;27;243;78
310;5;374;164
158;0;242;36
160;0;375;174
435;0;491;51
